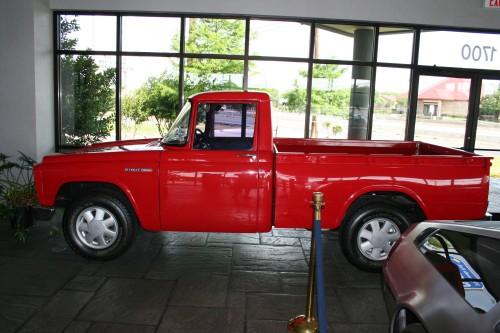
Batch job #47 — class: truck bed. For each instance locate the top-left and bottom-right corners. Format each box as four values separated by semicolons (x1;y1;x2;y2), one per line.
273;138;490;230
273;138;475;156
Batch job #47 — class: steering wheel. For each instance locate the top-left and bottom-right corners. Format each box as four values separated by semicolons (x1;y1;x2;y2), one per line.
194;128;210;150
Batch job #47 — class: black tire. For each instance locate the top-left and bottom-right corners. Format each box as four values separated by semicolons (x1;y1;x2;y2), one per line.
63;192;135;260
340;202;411;272
402;323;427;333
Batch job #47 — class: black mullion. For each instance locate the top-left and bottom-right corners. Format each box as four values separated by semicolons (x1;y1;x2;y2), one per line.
184;53;246;60
248;55;311;63
120;51;182;57
406;28;421;141
56;50;118;56
115;15;122;141
54;13;61;151
178;17;186;109
304;23;315;139
367;27;379;140
53;10;500;35
243;18;250;90
464;75;482;152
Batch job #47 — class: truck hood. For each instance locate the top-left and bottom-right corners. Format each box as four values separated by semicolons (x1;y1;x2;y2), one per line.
40;138;163;164
76;138;163;153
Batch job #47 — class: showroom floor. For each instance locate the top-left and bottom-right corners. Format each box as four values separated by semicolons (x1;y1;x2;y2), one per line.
1;181;499;333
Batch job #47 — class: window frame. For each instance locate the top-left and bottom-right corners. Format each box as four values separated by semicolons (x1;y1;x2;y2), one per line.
53;11;500;152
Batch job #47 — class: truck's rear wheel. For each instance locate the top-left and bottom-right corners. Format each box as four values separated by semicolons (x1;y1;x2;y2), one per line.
340;203;410;271
63;193;135;260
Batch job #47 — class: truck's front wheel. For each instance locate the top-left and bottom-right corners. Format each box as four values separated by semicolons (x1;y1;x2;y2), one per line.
340;203;410;271
63;193;135;260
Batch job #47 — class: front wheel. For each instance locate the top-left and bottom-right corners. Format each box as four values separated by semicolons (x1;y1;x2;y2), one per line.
63;193;135;260
340;203;410;271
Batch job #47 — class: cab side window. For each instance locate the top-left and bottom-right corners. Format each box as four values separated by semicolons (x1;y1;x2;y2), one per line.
193;103;256;150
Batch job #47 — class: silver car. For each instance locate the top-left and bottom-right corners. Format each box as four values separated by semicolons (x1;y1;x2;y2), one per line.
382;221;500;333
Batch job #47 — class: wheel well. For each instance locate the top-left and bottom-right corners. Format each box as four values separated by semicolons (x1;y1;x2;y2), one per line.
56;182;133;212
345;192;426;224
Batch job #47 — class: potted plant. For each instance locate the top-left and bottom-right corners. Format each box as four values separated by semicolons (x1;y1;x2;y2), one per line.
0;152;37;241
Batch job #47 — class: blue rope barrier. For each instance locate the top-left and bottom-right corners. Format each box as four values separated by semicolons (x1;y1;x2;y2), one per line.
313;219;328;333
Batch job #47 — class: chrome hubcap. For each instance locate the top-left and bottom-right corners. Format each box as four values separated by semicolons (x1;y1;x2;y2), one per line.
357;218;401;261
76;206;118;249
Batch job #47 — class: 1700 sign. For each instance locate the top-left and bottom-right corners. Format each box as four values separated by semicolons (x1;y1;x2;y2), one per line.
461;44;497;62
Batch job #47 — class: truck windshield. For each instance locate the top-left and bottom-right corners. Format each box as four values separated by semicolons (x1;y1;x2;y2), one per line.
162;101;191;146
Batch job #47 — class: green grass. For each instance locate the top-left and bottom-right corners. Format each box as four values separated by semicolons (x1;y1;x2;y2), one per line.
491;156;500;178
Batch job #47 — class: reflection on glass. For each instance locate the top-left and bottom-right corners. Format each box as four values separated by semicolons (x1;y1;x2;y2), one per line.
419;31;500;70
372;67;410;140
185;18;245;55
250;20;310;58
415;76;470;148
314;24;374;62
476;79;500;150
184;58;243;97
59;15;116;51
248;61;308;138
122;16;180;53
121;57;180;139
377;27;414;64
60;55;116;146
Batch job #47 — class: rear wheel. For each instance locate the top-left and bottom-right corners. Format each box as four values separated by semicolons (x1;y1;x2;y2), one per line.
63;193;135;260
341;202;411;271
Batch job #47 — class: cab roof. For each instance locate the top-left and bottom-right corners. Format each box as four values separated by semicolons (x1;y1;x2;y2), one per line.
188;90;270;103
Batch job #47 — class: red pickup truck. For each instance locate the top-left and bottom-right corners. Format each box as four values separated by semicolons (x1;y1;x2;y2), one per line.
34;91;491;271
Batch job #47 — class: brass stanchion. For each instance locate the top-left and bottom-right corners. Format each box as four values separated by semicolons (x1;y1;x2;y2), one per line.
288;192;325;333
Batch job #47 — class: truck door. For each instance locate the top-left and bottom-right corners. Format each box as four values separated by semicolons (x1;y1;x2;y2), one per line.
160;102;260;232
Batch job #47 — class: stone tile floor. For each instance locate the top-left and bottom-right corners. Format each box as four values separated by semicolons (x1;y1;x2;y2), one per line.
0;219;388;333
1;181;498;333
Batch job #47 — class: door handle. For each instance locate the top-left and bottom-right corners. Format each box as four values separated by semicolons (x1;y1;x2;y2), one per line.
237;153;257;160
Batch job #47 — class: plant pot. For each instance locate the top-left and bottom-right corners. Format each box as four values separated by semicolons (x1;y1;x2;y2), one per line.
10;207;34;229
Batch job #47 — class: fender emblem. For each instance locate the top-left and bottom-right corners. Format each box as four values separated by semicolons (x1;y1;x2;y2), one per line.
124;168;153;173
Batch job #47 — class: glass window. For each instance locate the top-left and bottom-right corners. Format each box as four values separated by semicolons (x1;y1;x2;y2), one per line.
122;16;181;53
184;58;244;97
185;18;245;55
475;79;500;150
377;27;413;64
314;24;374;62
59;15;116;51
419;31;500;70
60;55;116;146
309;64;348;139
372;67;410;140
419;228;500;313
194;103;256;150
248;60;308;138
249;20;310;58
414;75;470;148
310;65;372;139
121;57;180;139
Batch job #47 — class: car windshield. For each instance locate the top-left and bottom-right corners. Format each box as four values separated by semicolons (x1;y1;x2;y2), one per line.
162;101;191;145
